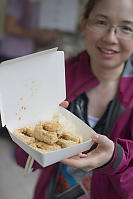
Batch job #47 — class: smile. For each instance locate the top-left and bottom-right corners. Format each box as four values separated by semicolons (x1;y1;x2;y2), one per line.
99;47;118;54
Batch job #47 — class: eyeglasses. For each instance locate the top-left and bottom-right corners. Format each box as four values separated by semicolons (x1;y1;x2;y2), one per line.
87;19;133;40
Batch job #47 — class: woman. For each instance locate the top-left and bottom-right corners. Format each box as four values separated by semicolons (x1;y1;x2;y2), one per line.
15;0;133;198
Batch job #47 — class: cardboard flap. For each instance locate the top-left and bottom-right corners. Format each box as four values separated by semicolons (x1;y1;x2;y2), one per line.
0;48;66;131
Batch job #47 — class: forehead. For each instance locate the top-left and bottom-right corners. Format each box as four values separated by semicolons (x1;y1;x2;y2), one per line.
89;0;133;21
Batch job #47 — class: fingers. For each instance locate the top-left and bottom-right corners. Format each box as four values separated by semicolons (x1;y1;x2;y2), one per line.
62;152;94;168
91;133;114;149
61;153;88;168
62;157;86;168
78;153;88;158
90;133;114;166
59;101;69;108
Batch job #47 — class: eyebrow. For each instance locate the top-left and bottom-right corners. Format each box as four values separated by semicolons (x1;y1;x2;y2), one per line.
95;14;108;19
122;20;133;25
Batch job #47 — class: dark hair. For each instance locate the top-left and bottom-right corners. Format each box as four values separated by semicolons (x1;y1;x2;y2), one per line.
83;0;98;19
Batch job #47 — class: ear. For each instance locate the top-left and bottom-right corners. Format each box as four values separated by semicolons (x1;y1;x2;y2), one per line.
81;18;87;36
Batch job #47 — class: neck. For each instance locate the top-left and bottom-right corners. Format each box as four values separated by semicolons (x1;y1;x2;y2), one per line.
91;62;124;85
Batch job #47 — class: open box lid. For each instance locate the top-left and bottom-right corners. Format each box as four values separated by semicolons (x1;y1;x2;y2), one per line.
0;48;66;131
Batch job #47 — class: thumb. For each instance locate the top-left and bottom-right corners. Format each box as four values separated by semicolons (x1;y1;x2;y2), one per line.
59;101;69;109
91;133;111;147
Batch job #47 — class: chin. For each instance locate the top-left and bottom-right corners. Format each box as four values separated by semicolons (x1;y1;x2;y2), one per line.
99;60;123;69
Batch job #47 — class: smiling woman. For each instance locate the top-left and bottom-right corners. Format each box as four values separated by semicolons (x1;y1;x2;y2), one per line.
81;0;133;73
15;0;133;199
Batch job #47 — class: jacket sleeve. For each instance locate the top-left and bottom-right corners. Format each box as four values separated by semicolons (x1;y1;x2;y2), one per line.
97;114;133;198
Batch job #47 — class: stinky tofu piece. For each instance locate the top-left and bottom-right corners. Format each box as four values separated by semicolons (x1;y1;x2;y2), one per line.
24;126;34;137
30;141;61;152
62;131;83;143
14;132;35;145
57;138;77;148
43;121;63;137
34;125;58;144
14;126;34;137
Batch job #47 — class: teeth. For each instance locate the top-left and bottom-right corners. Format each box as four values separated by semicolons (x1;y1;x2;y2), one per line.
100;48;115;54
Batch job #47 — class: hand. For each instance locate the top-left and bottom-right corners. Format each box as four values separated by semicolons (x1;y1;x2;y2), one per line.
62;133;114;172
59;101;69;109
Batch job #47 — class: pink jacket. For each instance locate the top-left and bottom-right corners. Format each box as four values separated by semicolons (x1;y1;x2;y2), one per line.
15;51;133;199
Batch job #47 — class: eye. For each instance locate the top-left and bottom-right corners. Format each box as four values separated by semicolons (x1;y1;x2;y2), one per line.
95;20;107;26
120;25;133;33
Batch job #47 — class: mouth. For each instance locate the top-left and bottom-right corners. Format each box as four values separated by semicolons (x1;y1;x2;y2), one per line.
98;47;119;55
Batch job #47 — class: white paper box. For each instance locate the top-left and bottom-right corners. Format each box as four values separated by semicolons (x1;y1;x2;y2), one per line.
0;48;94;167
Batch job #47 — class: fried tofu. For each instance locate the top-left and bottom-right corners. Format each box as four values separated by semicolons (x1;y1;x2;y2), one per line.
30;141;61;152
34;124;58;144
13;113;84;153
43;121;63;137
14;126;34;137
24;126;34;137
14;132;35;145
57;138;77;148
62;131;83;144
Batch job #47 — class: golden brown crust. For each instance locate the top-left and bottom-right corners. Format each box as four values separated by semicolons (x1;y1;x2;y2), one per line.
29;141;61;152
43;121;63;137
14;132;35;145
14;126;34;137
61;131;83;143
24;126;34;137
34;124;58;144
57;138;77;148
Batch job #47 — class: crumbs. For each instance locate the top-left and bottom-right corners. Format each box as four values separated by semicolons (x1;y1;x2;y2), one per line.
22;106;27;110
16;79;37;120
16;97;27;121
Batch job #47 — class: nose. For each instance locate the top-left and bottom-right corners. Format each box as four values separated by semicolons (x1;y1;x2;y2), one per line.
101;27;118;44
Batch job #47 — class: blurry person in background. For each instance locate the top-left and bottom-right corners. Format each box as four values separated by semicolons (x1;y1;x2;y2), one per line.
0;0;57;137
0;0;58;63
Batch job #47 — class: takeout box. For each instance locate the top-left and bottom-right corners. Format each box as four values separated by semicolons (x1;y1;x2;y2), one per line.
0;48;94;167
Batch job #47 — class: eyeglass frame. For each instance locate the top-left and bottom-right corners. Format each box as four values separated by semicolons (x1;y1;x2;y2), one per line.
86;18;133;40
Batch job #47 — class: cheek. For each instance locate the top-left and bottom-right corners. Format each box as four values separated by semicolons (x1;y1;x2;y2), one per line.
120;41;133;59
85;33;99;54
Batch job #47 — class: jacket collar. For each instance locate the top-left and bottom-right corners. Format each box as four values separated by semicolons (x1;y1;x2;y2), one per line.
66;51;99;102
118;56;133;107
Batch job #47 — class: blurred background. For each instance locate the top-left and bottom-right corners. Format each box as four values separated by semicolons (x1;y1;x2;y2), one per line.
0;0;88;199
